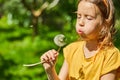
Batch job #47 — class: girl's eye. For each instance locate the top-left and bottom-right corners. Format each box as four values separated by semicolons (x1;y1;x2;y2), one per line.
77;15;81;19
86;16;94;20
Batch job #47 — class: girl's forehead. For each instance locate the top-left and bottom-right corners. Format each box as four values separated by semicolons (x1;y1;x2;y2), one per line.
77;1;101;16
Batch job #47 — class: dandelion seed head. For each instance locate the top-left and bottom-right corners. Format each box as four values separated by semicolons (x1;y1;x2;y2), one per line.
54;34;66;47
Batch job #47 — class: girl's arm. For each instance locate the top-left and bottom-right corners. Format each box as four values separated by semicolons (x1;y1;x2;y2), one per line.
45;60;69;80
45;67;60;80
100;70;116;80
59;60;69;80
41;49;68;80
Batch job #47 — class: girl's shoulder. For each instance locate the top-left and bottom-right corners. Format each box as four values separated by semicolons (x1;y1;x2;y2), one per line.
101;46;120;76
102;46;120;59
104;46;120;54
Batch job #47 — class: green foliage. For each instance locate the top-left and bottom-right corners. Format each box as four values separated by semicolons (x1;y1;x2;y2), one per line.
0;13;76;80
114;20;120;49
0;0;120;80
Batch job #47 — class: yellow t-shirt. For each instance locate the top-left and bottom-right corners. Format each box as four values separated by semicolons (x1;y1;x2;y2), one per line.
63;41;120;80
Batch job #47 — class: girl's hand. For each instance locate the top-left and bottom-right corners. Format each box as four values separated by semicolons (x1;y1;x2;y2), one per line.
40;49;59;70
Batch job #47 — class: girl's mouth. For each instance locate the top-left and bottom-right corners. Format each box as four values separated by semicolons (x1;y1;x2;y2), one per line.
77;30;83;34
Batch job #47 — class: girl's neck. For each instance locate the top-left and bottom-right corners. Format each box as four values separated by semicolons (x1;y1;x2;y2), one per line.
83;40;100;58
85;40;99;51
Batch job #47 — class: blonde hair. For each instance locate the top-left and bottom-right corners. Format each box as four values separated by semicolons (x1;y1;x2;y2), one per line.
78;0;116;49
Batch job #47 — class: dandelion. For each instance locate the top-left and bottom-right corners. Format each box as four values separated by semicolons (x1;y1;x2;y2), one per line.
23;34;66;67
54;34;66;52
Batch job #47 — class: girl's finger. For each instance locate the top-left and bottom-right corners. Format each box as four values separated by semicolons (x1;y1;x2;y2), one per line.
51;49;59;57
41;53;49;62
46;51;53;61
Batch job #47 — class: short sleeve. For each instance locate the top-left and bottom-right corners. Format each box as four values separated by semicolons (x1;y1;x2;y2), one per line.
63;46;69;64
101;48;120;75
63;41;84;65
63;44;75;65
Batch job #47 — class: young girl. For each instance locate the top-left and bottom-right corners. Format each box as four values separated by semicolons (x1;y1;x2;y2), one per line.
40;0;120;80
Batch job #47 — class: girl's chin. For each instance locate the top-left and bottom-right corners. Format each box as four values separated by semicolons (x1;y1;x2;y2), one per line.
80;36;97;41
77;32;85;36
79;34;88;40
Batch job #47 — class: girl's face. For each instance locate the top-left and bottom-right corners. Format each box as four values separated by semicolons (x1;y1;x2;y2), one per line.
76;1;103;41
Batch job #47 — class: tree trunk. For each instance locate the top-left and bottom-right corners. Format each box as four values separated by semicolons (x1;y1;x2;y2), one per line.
32;15;39;38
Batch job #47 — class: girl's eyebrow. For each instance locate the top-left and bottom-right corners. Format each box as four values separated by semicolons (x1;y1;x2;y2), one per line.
74;11;96;16
73;11;96;18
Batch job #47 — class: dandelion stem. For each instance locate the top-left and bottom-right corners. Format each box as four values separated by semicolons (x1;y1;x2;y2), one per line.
23;61;44;67
57;47;61;52
23;47;61;67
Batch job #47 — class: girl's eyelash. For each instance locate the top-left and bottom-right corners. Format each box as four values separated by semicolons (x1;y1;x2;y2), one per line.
86;15;94;20
87;16;93;20
77;14;81;18
76;14;95;20
77;17;81;19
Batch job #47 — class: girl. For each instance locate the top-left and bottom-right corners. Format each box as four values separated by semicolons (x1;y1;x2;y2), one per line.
40;0;120;80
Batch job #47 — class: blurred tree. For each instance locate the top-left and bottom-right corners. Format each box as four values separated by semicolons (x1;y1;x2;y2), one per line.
21;0;60;37
113;0;120;20
1;0;60;37
0;0;4;18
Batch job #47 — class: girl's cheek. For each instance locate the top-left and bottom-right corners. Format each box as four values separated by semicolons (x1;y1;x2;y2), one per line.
75;24;79;30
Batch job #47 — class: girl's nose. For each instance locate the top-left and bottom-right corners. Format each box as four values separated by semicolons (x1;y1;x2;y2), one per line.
78;18;84;26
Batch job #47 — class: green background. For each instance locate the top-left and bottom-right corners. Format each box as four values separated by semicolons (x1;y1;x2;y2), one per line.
0;0;120;80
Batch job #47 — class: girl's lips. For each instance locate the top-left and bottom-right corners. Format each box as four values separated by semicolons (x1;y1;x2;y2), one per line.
77;30;83;34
